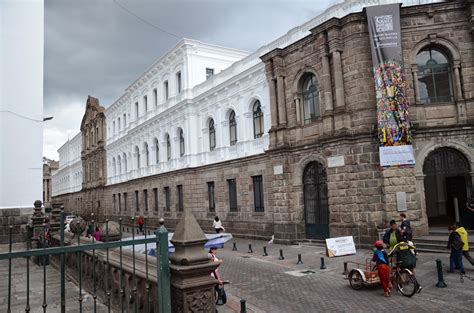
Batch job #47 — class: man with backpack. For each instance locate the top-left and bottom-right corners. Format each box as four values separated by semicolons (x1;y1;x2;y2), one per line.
455;223;474;266
447;225;465;274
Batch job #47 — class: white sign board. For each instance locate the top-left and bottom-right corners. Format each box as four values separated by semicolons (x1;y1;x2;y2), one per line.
326;236;357;257
327;156;345;168
273;164;283;175
379;145;415;167
396;192;407;211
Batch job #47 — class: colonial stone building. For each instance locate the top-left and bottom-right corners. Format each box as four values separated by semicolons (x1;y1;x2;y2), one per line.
53;0;474;245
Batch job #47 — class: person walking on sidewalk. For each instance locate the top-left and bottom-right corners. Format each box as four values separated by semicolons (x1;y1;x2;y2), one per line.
373;240;391;297
447;225;465;274
455;223;474;266
137;215;145;234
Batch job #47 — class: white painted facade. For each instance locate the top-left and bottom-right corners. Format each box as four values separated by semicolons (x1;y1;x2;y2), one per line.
52;133;83;196
0;0;44;209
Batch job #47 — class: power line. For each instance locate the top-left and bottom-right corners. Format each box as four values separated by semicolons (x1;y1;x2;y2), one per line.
112;0;182;39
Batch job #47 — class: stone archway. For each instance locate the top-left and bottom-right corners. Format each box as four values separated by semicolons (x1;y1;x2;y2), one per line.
423;147;472;228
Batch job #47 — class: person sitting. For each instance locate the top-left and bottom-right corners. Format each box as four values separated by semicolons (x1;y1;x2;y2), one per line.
372;240;391;297
388;241;422;293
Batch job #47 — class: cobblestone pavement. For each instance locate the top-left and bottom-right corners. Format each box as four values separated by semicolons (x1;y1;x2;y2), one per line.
0;243;108;313
217;238;474;313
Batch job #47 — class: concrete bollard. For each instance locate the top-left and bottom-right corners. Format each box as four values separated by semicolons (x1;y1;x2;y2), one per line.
297;254;303;265
232;242;237;251
263;246;268;256
240;299;247;313
436;259;447;288
248;244;253;253
278;249;285;260
320;257;327;270
343;261;348;275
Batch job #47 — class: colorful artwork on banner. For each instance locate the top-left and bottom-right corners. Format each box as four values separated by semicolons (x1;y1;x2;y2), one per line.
374;60;413;147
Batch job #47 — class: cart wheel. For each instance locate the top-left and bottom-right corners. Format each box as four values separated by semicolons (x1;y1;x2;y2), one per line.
396;269;417;297
349;269;363;290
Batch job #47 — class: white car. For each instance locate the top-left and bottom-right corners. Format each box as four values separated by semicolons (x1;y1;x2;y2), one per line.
65;215;76;225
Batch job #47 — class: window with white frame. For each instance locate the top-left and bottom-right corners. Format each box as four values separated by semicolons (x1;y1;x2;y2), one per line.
153;88;158;106
229;110;237;146
143;95;148;113
179;129;185;157
166;134;171;160
176;72;182;93
164;81;169;100
209;119;216;151
253;100;264;138
206;68;214;80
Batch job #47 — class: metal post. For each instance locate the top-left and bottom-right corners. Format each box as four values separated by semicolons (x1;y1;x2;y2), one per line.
144;217;150;313
278;249;284;260
105;219;111;312
7;226;12;313
297;254;303;265
232;242;237;251
320;257;327;270
77;229;82;313
248;244;253;253
436;259;447;288
240;299;247;313
157;220;171;313
343;261;348;275
42;224;48;313
91;219;97;313
131;217;138;313
263;246;268;256
119;218;124;312
60;209;65;313
26;226;31;313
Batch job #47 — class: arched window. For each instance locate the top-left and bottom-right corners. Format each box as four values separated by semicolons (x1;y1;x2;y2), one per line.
166;134;171;160
144;142;149;166
117;155;122;174
154;138;159;163
209;119;216;151
302;74;320;124
135;146;140;169
179;129;185;157
252;101;264;138
123;153;127;172
112;157;116;176
229;110;237;146
416;47;453;104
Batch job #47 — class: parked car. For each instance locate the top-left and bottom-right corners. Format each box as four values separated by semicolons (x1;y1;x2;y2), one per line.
65;215;76;225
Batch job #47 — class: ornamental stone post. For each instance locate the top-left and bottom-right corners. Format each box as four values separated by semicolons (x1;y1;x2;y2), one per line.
30;200;45;241
169;212;219;313
49;204;62;233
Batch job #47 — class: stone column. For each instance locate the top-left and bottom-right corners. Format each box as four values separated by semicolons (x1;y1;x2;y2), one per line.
332;50;345;109
453;66;464;101
276;75;287;125
268;78;278;128
30;200;45;241
169;212;219;313
294;97;301;124
322;53;334;112
411;68;421;104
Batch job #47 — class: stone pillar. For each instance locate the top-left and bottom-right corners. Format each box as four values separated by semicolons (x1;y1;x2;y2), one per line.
276;75;287;125
332;50;345;109
30;200;45;241
453;66;464;101
268;78;278;128
169;212;219;313
322;53;334;112
294;97;301;124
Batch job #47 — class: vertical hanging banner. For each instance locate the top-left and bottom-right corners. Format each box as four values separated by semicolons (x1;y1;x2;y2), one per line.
366;4;415;167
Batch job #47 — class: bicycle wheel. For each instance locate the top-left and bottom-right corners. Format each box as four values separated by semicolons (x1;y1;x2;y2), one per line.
349;270;363;290
396;269;416;297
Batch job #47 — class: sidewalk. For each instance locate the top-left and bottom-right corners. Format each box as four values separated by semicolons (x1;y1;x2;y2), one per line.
217;238;474;312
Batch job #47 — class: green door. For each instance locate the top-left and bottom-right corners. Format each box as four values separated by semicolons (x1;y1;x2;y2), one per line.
304;162;329;239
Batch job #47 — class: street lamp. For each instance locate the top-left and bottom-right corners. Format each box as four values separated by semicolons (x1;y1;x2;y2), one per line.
43;116;54;121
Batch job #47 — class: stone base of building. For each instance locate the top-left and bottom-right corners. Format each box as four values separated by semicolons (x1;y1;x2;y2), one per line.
0;207;33;243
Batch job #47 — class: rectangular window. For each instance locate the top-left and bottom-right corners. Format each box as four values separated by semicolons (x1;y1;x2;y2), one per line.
206;68;214;79
153;88;158;106
135;102;139;119
164;187;170;211
164;81;169;100
228;179;237;212
135;190;139;212
113;194;116;212
207;182;215;212
144;189;148;212
252;175;264;212
153;188;158;212
118;193;122;212
176;72;182;93
177;185;183;211
124;192;128;211
143;95;148;113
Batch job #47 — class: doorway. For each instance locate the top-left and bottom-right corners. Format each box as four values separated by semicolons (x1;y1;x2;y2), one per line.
423;148;472;228
303;162;329;239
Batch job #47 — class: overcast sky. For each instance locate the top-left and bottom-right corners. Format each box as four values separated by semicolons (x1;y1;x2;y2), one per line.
44;0;337;160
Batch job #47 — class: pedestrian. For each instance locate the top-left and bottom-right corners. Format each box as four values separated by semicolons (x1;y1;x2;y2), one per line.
212;216;225;234
447;225;465;274
400;213;413;241
372;240;391;297
455;223;474;266
137;215;144;233
93;226;101;241
86;222;94;238
388;240;422;293
383;220;403;251
209;247;226;307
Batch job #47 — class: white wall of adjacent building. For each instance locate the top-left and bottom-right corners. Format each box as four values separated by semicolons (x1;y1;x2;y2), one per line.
0;0;44;209
52;132;83;196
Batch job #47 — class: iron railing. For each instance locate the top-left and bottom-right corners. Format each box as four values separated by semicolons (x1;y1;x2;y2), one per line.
0;212;171;313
